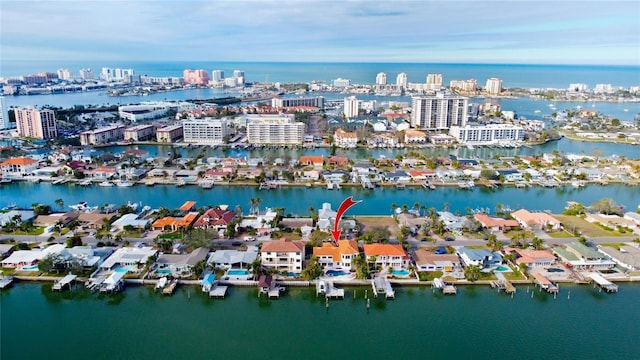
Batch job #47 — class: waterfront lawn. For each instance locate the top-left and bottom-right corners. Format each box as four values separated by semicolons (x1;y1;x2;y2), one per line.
2;227;45;236
418;271;443;281
1;267;16;276
479;272;497;281
356;216;399;234
553;215;625;237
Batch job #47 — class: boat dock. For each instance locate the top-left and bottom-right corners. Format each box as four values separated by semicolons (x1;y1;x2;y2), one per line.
491;272;516;294
209;284;229;298
372;277;395;299
588;273;618;293
163;279;178;295
258;275;285;299
432;277;457;295
316;280;344;299
86;275;106;290
52;274;77;291
0;274;14;289
78;179;92;186
52;178;69;185
533;273;559;294
100;271;126;293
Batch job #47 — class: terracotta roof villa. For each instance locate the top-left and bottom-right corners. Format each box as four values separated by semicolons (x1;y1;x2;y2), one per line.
152;212;199;231
511;209;562;230
313;240;360;270
193;208;236;230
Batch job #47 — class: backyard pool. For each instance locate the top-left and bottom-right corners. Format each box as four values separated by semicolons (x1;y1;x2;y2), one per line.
392;270;411;276
156;269;172;275
495;266;510;272
325;270;348;277
227;269;250;276
20;265;39;271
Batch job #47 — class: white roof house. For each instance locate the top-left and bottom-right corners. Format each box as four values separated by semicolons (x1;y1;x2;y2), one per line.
0;244;66;268
99;246;157;271
112;213;151;229
208;250;258;269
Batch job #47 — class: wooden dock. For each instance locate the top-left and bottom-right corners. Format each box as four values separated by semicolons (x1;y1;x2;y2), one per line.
209;284;228;298
0;275;14;289
533;273;559;294
372;277;395;299
492;272;516;294
316;280;344;299
433;277;457;295
163;279;178;295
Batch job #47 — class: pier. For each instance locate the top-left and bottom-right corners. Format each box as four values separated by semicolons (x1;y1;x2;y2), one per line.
588;273;619;293
209;284;228;298
163;279;178;295
372;277;395;299
0;273;14;289
533;273;559;294
316;280;344;299
433;277;457;295
491;272;516;294
52;274;77;291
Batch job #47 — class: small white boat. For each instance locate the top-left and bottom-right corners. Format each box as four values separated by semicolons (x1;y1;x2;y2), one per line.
176;179;186;187
116;180;134;187
98;181;114;187
156;276;168;290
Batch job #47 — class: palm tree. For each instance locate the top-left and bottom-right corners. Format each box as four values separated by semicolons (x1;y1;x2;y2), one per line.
531;236;544;250
420;205;427;217
464;265;481;282
55;198;64;211
443;202;449;212
390;203;397;215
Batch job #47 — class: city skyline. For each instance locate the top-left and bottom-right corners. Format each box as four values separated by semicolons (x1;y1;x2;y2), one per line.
1;1;639;66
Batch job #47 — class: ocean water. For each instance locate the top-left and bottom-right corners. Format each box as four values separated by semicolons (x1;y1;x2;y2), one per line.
1;283;638;360
2;61;639;88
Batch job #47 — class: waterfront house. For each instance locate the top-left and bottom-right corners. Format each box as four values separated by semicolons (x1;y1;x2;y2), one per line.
384;170;411;183
193;207;236;231
239;208;278;231
572;167;603;180
597;245;640;271
260;238;305;274
473;213;519;232
430;133;455;145
1;244;66;269
86;167;118;179
437;211;469;232
408;170;436;181
236;167;263;180
154;247;210;278
99;246;157;273
413;249;462;272
456;247;502;269
299;156;324;168
204;168;232;181
511;209;562;230
77;212;116;230
0;157;39;177
322;170;349;184
503;248;556;268
313;240;360;270
327;156;349;168
363;243;408;271
334;128;358;148
404;130;427;144
552;242;615;270
208;249;258;269
496;169;523;182
152;212;199;231
33;212;79;228
0;210;36;227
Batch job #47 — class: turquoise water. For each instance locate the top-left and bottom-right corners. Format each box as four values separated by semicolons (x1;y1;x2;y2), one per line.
156;269;171;275
1;283;638;359
20;265;39;271
227;269;249;276
495;266;510;272
114;268;129;273
392;270;410;276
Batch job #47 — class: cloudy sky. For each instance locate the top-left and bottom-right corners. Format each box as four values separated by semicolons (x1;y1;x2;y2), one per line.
1;0;639;65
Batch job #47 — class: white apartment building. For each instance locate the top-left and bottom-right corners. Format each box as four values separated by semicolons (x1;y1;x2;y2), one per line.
410;94;468;130
118;104;170;122
246;114;305;145
568;83;589;92
183;119;230;145
211;70;224;81
426;73;443;90
260;238;305;273
396;72;408;88
449;124;524;145
101;68;135;82
594;84;614;93
271;96;325;109
334;128;358;148
57;69;73;81
485;77;503;95
156;124;184;143
343;96;360;119
124;124;156;142
332;78;351;87
80;125;125;145
0;97;12;129
79;68;94;80
376;72;387;85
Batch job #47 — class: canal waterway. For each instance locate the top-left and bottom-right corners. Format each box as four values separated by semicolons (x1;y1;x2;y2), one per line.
2;181;639;215
1;283;638;359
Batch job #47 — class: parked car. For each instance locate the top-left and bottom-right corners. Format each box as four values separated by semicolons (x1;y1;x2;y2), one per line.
231;241;242;247
243;236;255;242
444;236;455;242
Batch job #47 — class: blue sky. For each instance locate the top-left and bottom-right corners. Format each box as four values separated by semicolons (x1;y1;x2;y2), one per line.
1;0;639;65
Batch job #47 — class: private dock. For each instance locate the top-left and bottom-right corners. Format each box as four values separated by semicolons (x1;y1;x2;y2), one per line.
491;272;516;294
316;280;344;299
258;275;285;299
163;279;178;295
533;273;559;294
201;273;216;292
86;275;106;291
100;271;126;293
52;274;77;291
372;277;395;299
0;274;14;289
209;284;228;298
588;273;619;293
433;277;457;295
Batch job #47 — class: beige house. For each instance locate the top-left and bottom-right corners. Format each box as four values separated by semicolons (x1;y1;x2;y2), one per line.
260;238;305;274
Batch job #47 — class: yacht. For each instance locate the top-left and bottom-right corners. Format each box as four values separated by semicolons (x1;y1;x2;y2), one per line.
98;181;114;187
69;201;97;212
155;277;168;291
116;180;134;187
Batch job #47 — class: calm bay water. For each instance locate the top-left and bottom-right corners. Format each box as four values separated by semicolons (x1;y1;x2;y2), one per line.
1;283;638;359
2;181;639;215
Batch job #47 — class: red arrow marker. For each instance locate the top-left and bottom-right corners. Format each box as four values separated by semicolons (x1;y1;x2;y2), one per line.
331;196;361;243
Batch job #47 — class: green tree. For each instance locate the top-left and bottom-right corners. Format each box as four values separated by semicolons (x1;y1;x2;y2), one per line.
55;198;64;211
301;256;323;280
464;265;481;282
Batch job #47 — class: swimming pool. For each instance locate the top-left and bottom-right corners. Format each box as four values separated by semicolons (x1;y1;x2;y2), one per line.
115;267;130;273
325;270;348;277
392;270;410;276
227;269;250;276
495;266;510;272
20;264;39;271
156;269;172;275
